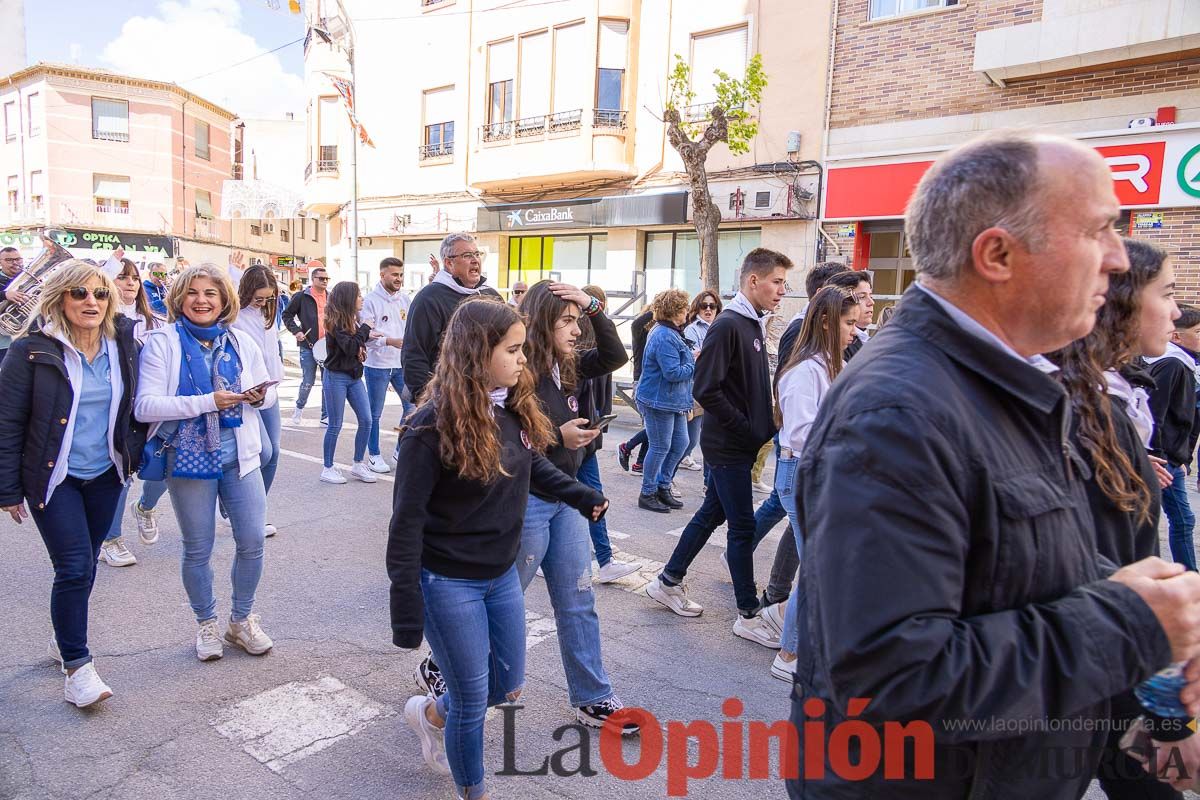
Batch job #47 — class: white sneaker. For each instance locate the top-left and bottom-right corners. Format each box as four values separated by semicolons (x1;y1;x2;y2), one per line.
350;462;378;483
63;662;113;708
367;454;392;474
404;695;451;776
719;549;731;582
646;576;703;617
320;467;347;484
48;635;64;673
290;407;303;425
678;456;701;472
264;524;277;538
133;502;159;545
670;482;683;500
195;618;224;661
752;480;773;495
98;537;137;567
596;560;640;583
771;652;798;682
733;613;782;649
225;614;274;655
761;601;786;636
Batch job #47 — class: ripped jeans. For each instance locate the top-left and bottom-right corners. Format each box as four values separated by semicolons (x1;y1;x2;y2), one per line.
517;495;615;708
422;565;526;798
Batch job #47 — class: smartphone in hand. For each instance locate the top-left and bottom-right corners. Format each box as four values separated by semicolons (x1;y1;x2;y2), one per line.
586;413;619;431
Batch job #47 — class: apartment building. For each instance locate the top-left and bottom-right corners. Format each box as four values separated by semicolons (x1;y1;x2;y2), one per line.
303;0;831;305
821;0;1200;311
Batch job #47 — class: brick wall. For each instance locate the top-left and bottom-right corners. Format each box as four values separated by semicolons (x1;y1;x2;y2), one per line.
830;0;1200;129
1130;208;1200;305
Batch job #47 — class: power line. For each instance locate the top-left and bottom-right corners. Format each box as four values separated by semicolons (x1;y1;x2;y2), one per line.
355;0;571;21
177;37;305;84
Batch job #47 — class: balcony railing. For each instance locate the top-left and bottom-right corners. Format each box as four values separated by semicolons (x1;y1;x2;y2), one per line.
419;141;454;160
317;145;339;173
95;201;130;215
482;120;513;142
593;109;627;130
681;103;716;123
93;129;130;143
549;109;582;133
514;115;547;138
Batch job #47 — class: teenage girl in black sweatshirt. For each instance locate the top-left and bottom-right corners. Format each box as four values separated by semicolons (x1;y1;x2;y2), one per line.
388;297;606;800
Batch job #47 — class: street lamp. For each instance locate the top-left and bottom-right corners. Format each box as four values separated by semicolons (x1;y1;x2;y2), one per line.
324;0;358;280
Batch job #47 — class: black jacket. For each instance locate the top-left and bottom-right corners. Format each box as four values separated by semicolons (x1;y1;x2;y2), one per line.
387;402;604;648
1147;351;1198;467
630;309;653;382
282;288;323;349
792;286;1170;799
578;372;612;458
402;282;502;404
323;323;371;380
531;309;626;500
0;316;148;509
693;311;776;466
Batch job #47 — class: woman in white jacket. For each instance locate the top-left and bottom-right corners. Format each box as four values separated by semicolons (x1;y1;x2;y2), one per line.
769;286;859;682
135;264;273;663
232;265;284;537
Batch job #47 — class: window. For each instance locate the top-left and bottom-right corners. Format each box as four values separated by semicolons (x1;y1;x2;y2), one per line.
92;98;130;142
29;170;44;213
403;239;443;289
596;20;628;126
318;96;339;170
3;102;15;142
869;0;957;19
690;26;749;107
421;87;455;159
644;229;762;297
755;191;771;209
281;220;290;243
486;39;514;138
93;173;130;215
7;175;17;214
489;81;513;123
26;93;41;137
250;223;262;236
552;23;587;117
194;189;214;219
312;218;319;242
506;234;607;290
518;31;549;123
194;119;210;160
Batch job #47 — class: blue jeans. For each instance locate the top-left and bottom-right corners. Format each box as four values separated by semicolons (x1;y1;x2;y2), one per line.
364;366;414;457
105;482;131;542
138;478;168;511
166;452;266;622
297;346;326;421
1163;464;1198;571
517;496;614;707
322;370;371;468
576;453;613;567
639;403;689;495
663;461;759;615
775;457;805;655
682;414;702;460
30;467;123;669
624;429;648;465
422;566;526;797
258;403;281;494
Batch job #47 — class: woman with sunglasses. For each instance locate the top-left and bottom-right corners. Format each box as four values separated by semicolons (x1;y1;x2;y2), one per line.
0;262;148;706
233;265;284;535
678;291;723;472
135;264;273;662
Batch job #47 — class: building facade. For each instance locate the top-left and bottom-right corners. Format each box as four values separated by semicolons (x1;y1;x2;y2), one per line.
821;0;1200;312
303;0;832;309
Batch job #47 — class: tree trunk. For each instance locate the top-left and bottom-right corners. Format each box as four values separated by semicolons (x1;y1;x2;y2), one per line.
664;105;729;293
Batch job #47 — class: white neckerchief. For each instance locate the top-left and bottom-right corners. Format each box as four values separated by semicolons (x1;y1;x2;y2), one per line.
432;269;482;296
551;362;562;390
489;387;508;408
1104;369;1155;447
726;291;769;335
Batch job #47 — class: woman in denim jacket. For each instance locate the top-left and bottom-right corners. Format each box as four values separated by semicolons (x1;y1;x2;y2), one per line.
636;289;696;513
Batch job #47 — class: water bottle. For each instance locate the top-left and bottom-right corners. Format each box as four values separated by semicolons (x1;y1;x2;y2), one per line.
1134;662;1191;718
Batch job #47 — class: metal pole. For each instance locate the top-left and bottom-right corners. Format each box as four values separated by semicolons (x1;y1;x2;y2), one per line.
350;48;358;282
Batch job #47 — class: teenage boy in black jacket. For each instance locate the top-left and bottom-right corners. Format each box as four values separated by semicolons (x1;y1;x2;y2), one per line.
1148;305;1200;571
646;248;790;645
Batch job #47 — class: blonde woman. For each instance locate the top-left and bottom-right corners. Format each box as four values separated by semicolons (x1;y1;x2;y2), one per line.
135;264;273;662
0;261;147;706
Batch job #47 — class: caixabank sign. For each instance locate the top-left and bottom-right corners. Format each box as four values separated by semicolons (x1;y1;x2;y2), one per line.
478;192;688;232
824;127;1200;220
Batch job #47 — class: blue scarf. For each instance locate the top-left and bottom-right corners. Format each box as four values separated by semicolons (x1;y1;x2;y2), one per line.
173;318;243;479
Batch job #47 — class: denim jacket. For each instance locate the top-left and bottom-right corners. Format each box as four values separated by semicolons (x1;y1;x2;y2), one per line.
637;323;695;413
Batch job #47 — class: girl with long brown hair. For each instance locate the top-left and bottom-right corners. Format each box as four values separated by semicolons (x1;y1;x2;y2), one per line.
388;297;606;800
319;281;377;485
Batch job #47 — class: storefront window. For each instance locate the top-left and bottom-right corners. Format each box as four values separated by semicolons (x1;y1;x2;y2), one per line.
507;234;607;290
402;239;442;290
864;225;914;321
643;228;762;300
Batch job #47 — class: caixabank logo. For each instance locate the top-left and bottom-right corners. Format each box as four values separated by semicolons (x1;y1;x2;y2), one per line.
1177;143;1200;200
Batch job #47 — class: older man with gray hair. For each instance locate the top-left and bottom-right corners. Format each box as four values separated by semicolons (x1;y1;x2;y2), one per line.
789;131;1200;798
402;232;501;405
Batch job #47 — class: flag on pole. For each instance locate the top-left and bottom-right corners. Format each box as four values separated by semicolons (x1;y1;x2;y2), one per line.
322;72;375;148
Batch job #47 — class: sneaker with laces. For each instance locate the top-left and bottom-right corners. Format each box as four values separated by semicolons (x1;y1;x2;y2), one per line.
367;454;392;474
289;407;304;426
414;656;448;700
320;466;347;484
576;696;640;735
133;502;159;545
761;601;786;636
733;613;782;649
771;652;798;682
677;456;701;472
350;462;378;483
596;560;640;583
196;618;224;661
646;576;703;617
98;537;137;567
669;482;683;500
404;695;451;775
617;442;631;472
631;461;643;475
225;614;274;655
64;662;113;708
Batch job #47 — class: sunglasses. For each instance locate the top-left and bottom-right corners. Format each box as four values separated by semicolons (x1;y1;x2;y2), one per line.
151;272;167;278
700;303;718;311
312;275;329;282
68;286;111;301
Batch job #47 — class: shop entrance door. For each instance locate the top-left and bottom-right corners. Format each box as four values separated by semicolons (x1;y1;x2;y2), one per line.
864;224;914;322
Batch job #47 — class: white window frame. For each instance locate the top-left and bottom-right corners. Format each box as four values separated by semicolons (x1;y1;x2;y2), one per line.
868;0;958;21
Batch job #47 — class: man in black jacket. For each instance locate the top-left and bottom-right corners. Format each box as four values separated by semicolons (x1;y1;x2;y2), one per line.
790;132;1200;798
282;263;329;425
1147;305;1200;571
646;248;789;645
402;233;501;404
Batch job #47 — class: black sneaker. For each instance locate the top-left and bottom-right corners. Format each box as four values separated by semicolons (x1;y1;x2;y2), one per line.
617;443;631;472
639;492;671;513
414;655;447;700
576;696;640;736
631;462;643;475
657;487;683;509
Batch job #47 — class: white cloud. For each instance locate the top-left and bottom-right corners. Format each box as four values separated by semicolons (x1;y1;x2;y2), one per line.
99;0;304;119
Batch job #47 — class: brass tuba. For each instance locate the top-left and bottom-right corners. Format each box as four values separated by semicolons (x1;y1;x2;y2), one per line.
0;232;74;336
